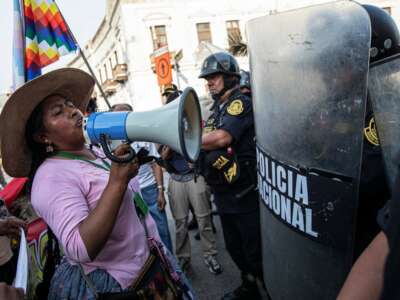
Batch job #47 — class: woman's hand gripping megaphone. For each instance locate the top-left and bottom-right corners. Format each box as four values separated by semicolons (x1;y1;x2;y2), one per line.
109;143;139;185
100;136;157;165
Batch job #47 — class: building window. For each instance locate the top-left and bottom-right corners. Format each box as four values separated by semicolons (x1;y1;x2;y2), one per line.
150;25;168;50
226;20;242;47
114;50;119;65
99;69;103;83
109;57;114;70
196;22;212;44
382;7;392;15
104;64;109;80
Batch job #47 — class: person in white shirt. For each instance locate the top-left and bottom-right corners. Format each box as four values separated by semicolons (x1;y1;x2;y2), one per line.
111;104;173;251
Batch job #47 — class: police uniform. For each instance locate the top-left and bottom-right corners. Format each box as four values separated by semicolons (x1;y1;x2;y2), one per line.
354;5;400;298
202;87;262;280
377;169;400;299
354;100;390;258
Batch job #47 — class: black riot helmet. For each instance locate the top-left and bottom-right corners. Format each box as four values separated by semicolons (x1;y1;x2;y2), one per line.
363;5;400;63
198;52;241;79
199;52;241;100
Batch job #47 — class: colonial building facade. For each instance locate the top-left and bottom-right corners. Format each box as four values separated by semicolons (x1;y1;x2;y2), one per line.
67;0;400;112
67;0;273;112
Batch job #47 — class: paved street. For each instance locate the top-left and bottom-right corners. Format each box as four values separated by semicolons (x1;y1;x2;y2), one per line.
165;192;241;299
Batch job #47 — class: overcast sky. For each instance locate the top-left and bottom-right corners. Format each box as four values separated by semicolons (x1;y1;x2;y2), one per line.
0;0;106;92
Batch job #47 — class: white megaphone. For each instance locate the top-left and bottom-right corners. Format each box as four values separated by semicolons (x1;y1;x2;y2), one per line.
82;87;202;163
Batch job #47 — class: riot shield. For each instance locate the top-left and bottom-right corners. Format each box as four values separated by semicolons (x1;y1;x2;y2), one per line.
368;54;400;191
247;1;370;299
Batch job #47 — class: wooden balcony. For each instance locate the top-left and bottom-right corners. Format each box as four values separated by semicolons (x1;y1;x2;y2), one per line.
112;63;128;82
102;79;118;95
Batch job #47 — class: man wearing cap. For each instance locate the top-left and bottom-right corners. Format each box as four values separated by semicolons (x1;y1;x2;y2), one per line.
159;85;222;276
162;84;181;103
199;52;264;300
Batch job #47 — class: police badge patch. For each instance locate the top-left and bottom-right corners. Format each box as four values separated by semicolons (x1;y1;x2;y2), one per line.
227;100;244;116
364;116;380;146
204;118;216;133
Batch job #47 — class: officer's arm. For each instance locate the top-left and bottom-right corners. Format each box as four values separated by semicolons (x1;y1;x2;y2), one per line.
337;231;388;300
202;129;233;151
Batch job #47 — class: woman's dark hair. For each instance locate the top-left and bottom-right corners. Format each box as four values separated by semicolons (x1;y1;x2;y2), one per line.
25;101;50;191
25;99;61;299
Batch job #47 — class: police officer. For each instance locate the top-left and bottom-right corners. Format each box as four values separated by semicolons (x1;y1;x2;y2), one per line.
353;2;399;259
159;85;222;276
338;5;400;299
354;99;391;258
199;52;264;300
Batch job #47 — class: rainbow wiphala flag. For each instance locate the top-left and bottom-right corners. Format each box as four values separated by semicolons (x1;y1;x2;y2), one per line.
23;0;77;80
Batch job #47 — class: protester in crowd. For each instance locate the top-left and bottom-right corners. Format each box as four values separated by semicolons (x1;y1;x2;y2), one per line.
111;103;174;252
158;85;222;275
0;68;194;299
0;198;26;285
0;177;51;299
162;86;215;242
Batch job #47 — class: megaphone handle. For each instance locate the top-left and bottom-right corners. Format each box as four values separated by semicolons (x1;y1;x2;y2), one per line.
99;134;136;163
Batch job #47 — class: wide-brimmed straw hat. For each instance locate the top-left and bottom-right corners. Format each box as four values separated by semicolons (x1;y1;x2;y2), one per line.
0;68;95;178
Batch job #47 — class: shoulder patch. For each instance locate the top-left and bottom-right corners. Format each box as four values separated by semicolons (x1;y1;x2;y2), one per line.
227;99;244;116
364;116;380;146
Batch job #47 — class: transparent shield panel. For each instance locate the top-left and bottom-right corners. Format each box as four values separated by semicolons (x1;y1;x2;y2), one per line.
248;0;370;178
369;55;400;190
247;1;371;299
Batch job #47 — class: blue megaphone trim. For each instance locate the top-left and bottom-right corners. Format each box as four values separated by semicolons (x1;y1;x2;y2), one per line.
85;112;129;144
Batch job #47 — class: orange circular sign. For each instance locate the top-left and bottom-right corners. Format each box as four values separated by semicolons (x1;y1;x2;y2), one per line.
155;51;172;86
157;57;170;79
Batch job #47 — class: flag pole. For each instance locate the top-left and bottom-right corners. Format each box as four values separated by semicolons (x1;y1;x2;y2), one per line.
12;0;26;89
77;50;112;109
55;1;112;109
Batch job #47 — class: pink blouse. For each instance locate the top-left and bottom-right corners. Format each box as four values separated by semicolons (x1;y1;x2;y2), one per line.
31;155;159;289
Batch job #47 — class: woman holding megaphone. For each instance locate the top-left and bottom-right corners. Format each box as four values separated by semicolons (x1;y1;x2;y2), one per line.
0;68;194;300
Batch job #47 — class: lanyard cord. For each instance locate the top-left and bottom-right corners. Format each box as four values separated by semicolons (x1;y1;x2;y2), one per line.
53;150;149;217
54;151;111;171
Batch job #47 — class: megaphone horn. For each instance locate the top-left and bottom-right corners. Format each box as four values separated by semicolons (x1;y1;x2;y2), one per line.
83;87;202;163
